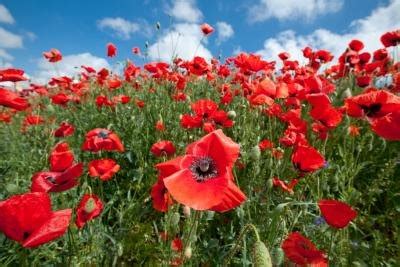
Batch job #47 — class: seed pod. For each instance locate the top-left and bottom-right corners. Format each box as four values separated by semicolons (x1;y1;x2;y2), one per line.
250;145;261;160
266;178;273;190
252;241;272;267
272;247;284;265
183;206;191;218
227;110;236;119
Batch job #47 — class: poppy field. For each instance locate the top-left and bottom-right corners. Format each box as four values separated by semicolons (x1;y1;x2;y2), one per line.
0;25;400;266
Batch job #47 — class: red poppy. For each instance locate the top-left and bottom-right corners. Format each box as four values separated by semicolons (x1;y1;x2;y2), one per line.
171;237;183;252
348;39;364;52
0;192;71;248
306;94;343;129
54;122;75;137
380;30;400;47
281;232;327;266
31;163;83;193
0;87;30;111
51;93;70;106
0;112;12;123
181;99;233;133
132;47;141;54
0;68;27;82
345;90;400;119
200;23;214;35
107;43;117;57
258;139;274;151
49;142;74;172
151;140;176;157
43;48;62;62
23;115;45;127
88;159;120;181
135;98;145;108
273;177;299;194
96;95;114;108
82;128;124;152
318;199;357;229
186;56;210;76
370;111;400;141
75;194;104;229
155;120;166;131
160;130;246;211
291;145;325;173
113;94;130;104
278;52;290;60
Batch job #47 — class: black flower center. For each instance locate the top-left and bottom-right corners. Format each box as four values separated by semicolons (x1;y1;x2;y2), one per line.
46;175;57;184
361;103;382;117
189;156;218;182
98;130;109;139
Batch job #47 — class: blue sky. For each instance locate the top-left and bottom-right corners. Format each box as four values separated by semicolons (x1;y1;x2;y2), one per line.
0;0;398;83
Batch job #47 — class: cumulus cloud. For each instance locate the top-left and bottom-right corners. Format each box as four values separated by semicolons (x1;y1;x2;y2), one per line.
97;17;151;39
216;21;234;45
148;23;212;62
256;0;400;63
248;0;343;23
0;4;15;24
0;27;23;49
32;53;110;84
167;0;203;23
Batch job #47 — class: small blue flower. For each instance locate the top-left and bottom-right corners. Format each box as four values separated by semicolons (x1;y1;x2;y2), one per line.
374;74;393;89
314;216;326;226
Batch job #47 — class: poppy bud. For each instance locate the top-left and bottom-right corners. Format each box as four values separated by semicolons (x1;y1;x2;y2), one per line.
250;145;261;160
5;184;18;194
183;206;191;218
184;247;192;259
84;197;97;214
227;110;236;119
266;178;273;190
272;247;284;266
252;241;272;267
342;88;352;98
145;41;149;48
171;212;180;226
156;22;161;30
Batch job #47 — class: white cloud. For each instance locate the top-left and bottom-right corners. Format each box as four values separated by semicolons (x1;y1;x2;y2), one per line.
0;48;14;61
33;53;110;84
148;23;212;62
248;0;343;23
256;0;400;63
216;21;234;44
0;27;23;48
167;0;203;23
0;4;15;24
97;17;150;40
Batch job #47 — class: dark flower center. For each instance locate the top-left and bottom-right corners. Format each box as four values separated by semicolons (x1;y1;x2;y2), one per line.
98;130;109;139
46;175;57;184
189;156;218;182
361;103;382;117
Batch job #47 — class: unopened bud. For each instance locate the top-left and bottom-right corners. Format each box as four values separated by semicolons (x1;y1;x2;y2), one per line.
184;247;192;259
252;241;272;267
183;206;191;218
227;110;236;119
156;22;161;30
250;145;261;160
171;212;180;226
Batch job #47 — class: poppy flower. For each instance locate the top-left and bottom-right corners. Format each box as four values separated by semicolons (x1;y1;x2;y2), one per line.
292;144;325;173
43;48;62;62
171;237;183;252
49;142;74;172
348;125;360;137
132;47;141;54
281;232;327;266
54;122;75;137
200;23;214;35
160;130;246;211
107;43;117;57
380;30;400;47
0;192;71;248
370;111;400;141
345;90;400;119
151;140;176;157
0;112;12;123
75;194;104;229
82;128;124;152
96;95;114;108
258;139;274;151
23;115;45;127
155;120;166;131
31;163;83;193
0;68;27;82
348;39;364;52
318;199;357;229
51;93;70;106
88;159;120;181
273;177;299;194
181;99;233;133
0;87;30;111
306;94;343;129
